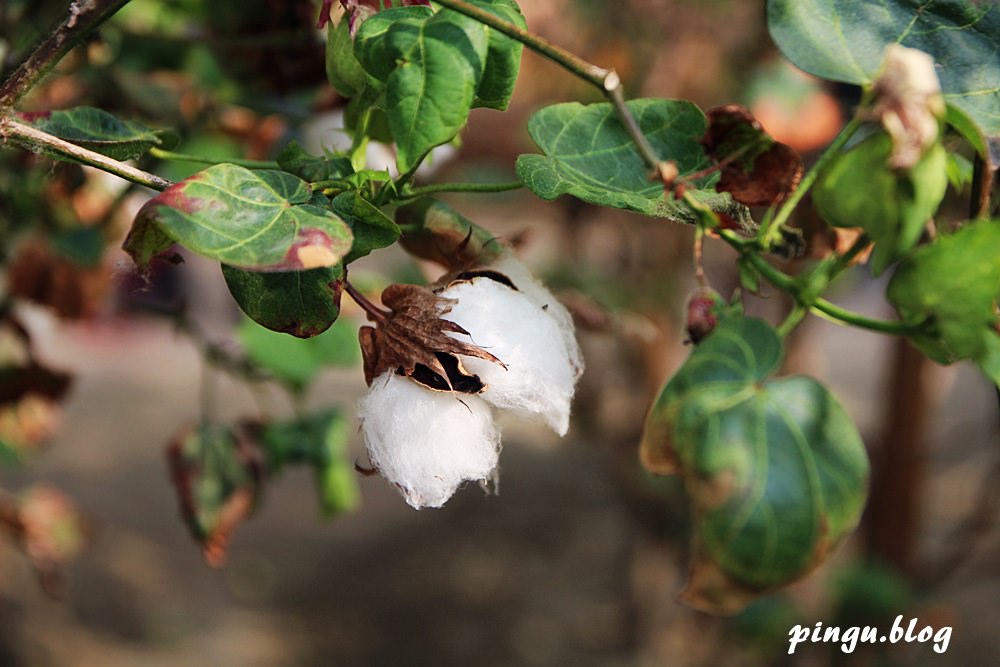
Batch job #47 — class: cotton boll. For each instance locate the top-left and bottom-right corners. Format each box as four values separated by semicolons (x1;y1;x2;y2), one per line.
488;255;584;379
442;277;577;436
359;372;500;509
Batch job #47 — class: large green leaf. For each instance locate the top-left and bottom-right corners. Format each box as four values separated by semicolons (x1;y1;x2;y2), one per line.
471;0;526;110
356;7;487;172
326;16;368;98
767;0;1000;136
125;164;353;271
18;107;176;160
641;316;869;613
257;410;360;516
222;263;345;338
516;99;751;225
237;316;360;390
330;191;401;263
887;219;1000;372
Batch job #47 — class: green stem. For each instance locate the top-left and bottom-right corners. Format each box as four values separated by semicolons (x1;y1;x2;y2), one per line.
434;0;607;87
720;230;916;336
403;180;523;197
808;301;920;336
776;305;808;338
2;117;172;190
149;148;279;170
383;155;425;205
433;0;662;174
758;113;865;249
0;0;133;108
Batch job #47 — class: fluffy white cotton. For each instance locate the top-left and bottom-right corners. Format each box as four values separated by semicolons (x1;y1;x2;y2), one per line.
488;255;584;379
442;275;578;436
359;372;500;509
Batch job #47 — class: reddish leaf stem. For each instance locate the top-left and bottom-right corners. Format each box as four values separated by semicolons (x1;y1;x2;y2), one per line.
345;281;389;325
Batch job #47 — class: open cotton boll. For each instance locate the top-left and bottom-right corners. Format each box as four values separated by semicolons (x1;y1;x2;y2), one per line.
359;372;500;509
442;277;577;436
488;255;584;379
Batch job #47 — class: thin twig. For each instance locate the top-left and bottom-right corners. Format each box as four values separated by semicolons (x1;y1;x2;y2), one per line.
403;180;524;197
757;111;865;249
149;148;279;171
0;0;133;108
433;0;663;176
2;117;171;190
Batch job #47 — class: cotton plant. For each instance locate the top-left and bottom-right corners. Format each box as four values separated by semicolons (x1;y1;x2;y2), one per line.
357;252;583;509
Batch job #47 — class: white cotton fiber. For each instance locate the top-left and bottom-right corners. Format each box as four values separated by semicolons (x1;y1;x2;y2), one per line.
441;275;578;436
359;372;500;509
488;255;584;380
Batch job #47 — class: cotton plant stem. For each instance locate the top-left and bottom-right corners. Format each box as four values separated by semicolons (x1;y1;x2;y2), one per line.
2;117;172;190
403;180;524;197
0;0;133;108
433;0;663;175
719;230;917;336
149;148;280;170
757;113;864;249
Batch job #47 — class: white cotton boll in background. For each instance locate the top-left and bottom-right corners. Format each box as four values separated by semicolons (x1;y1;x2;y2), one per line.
487;254;584;380
359;372;500;509
442;277;577;436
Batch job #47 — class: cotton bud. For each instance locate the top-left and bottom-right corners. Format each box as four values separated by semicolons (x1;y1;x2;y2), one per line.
685;287;724;344
441;268;579;436
872;44;945;169
355;256;583;508
359;372;500;509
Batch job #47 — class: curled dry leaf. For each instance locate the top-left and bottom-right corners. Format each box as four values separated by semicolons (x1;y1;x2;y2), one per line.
166;425;264;567
0;484;91;597
358;283;505;392
702;104;804;207
396;198;505;270
0;314;73;458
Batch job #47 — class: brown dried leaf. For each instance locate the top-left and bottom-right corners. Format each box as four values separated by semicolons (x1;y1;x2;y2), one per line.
358;283;504;392
0;484;91;597
6;237;109;320
702;104;804;207
166;425;263;567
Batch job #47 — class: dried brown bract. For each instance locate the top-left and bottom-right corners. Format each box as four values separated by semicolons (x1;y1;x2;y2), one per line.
358;283;505;392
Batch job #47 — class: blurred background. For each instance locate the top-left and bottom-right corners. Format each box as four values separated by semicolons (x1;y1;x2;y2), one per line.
0;0;997;665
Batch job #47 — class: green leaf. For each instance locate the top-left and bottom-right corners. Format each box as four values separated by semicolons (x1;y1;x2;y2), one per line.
125;164;354;271
887;219;1000;368
356;8;488;172
222;263;345;338
354;6;435;83
469;0;526;110
945;103;989;159
813;132;947;274
641;316;869;614
18;107;177;160
257;410;360;516
326;17;368;98
237;316;360;389
331;192;401;263
766;0;1000;136
276;141;354;183
516;99;752;225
